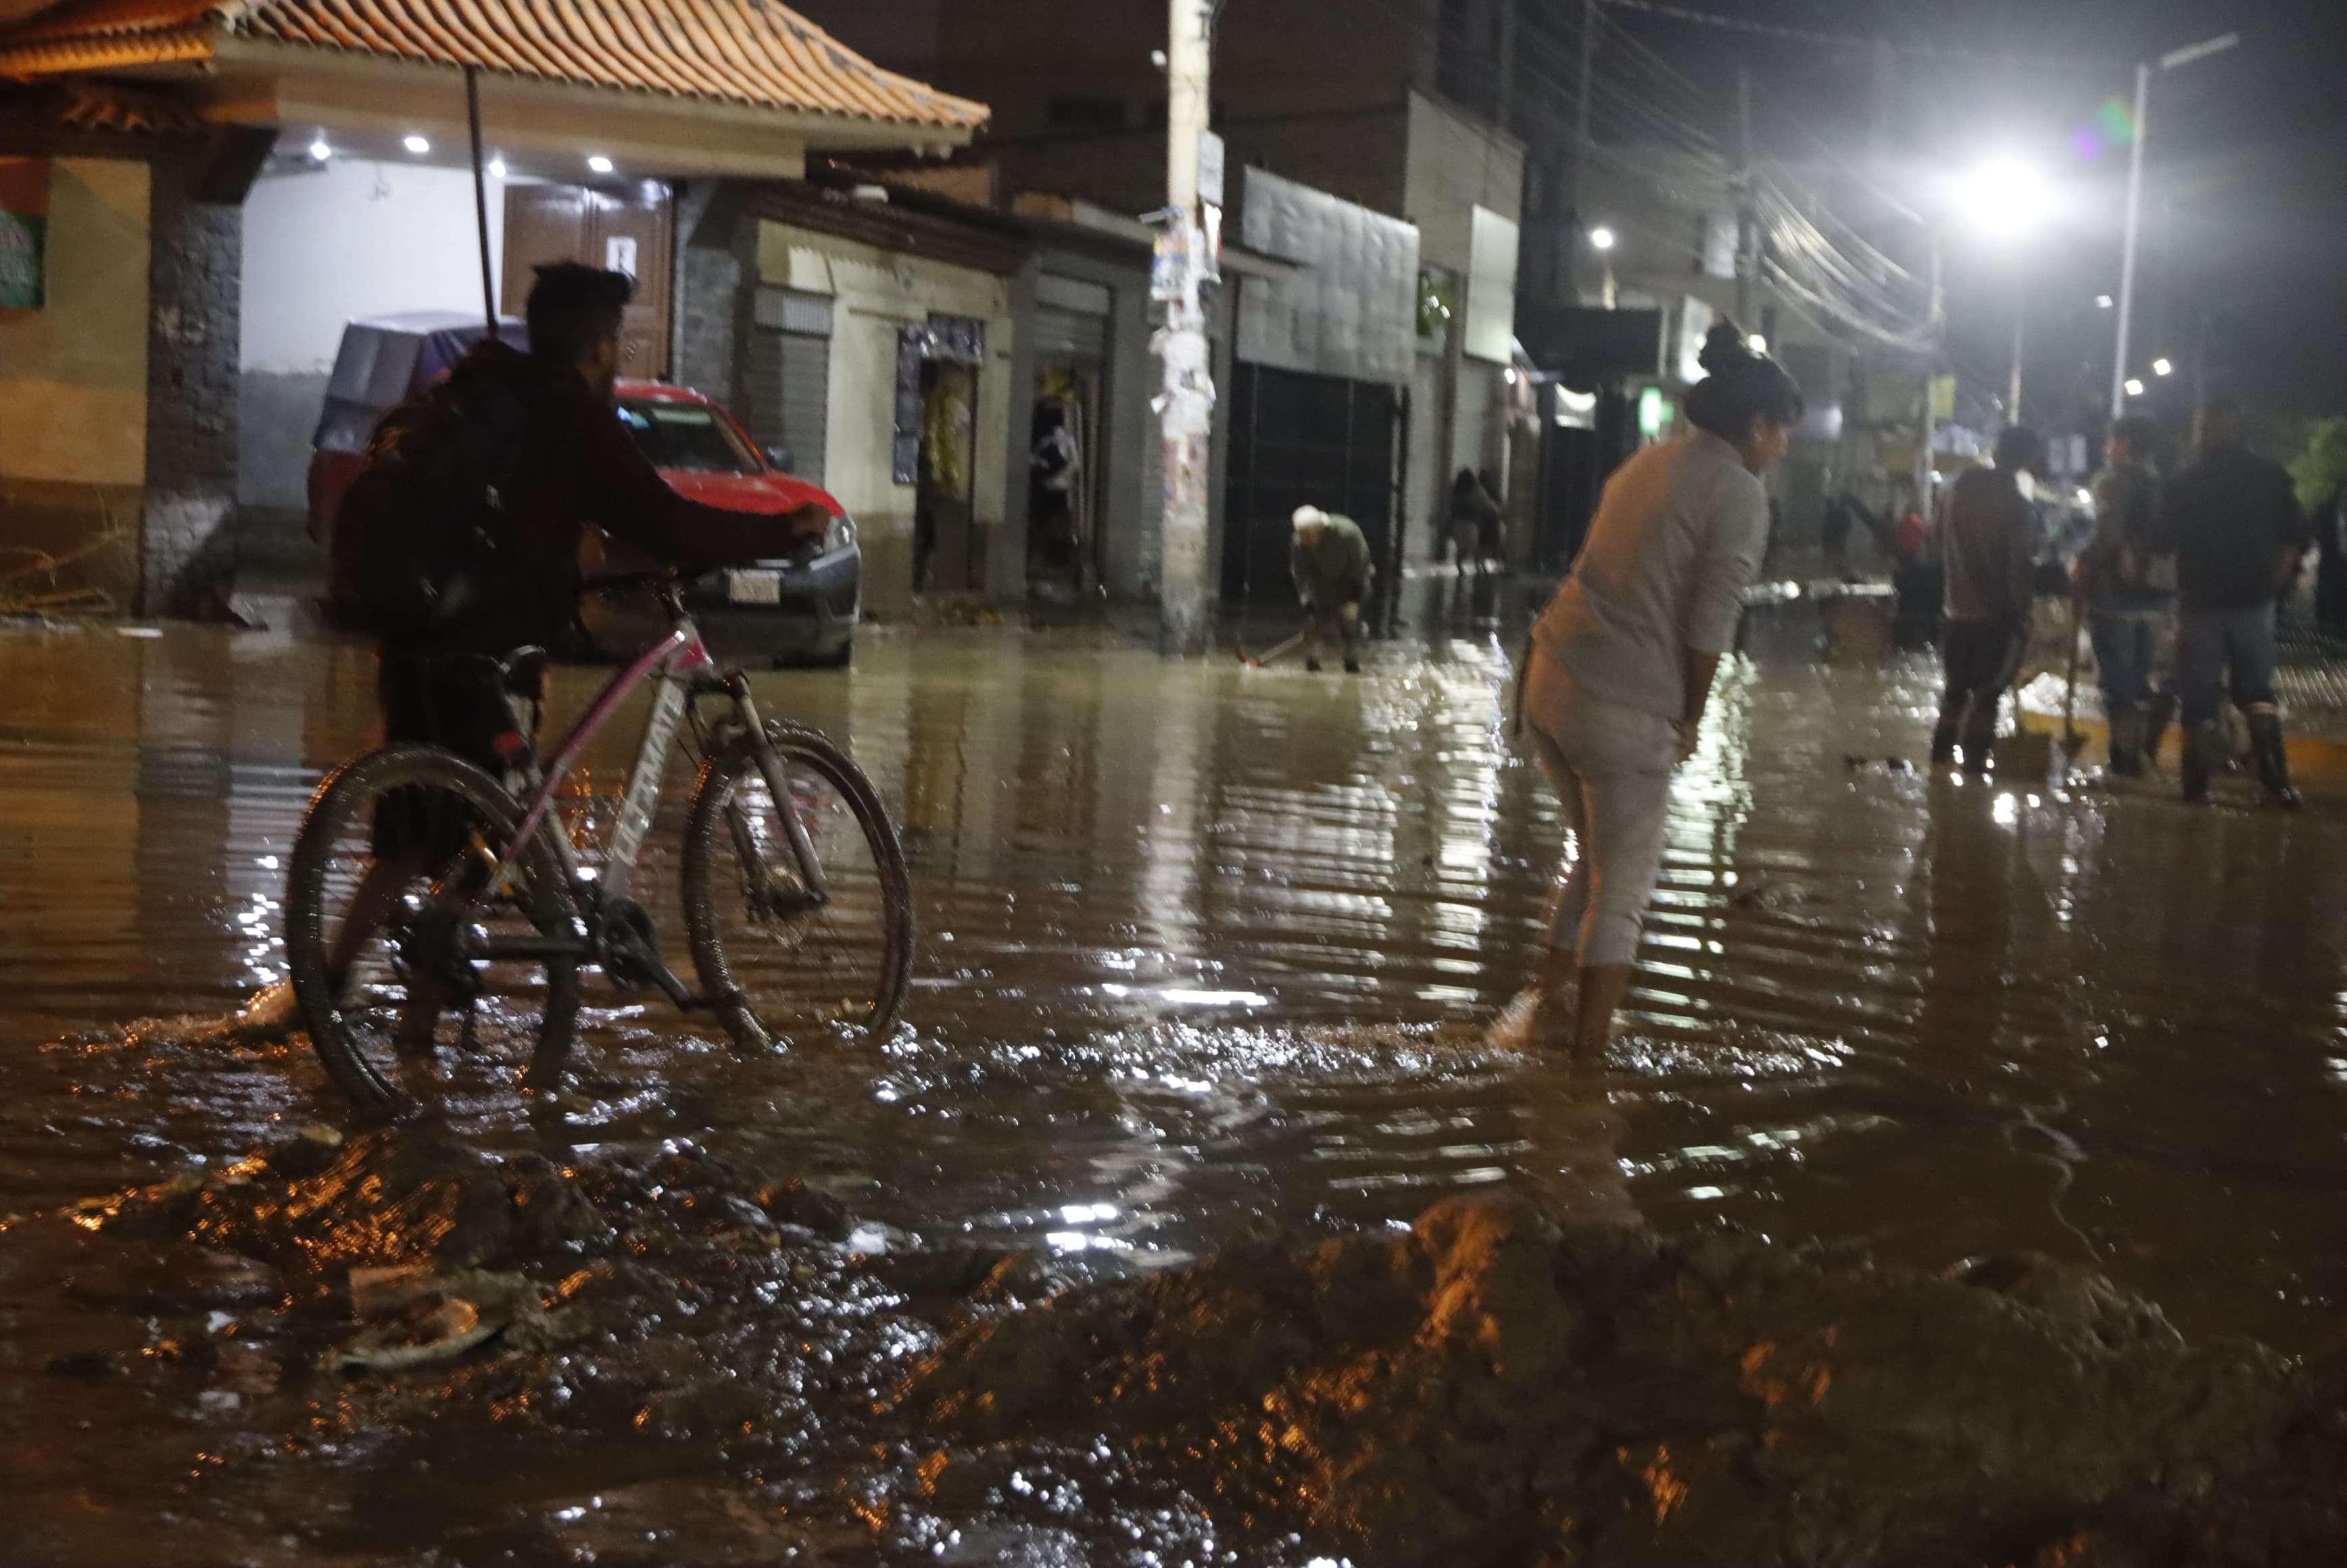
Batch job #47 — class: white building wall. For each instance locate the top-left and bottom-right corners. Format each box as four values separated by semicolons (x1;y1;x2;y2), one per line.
241;156;512;376
756;220;1015;614
237;155;518;512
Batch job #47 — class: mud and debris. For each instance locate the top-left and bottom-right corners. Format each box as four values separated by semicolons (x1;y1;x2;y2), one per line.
908;1194;2347;1565
11;614;2347;1560
14;1123;2347;1564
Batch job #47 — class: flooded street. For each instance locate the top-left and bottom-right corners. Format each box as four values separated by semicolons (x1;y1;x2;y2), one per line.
6;596;2347;1561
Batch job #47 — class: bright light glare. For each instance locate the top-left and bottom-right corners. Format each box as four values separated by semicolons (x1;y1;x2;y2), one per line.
1747;333;1768;354
1956;158;2052;240
402;134;430;154
308;138;331;161
486;157;507;178
2152;357;2174;376
1589;225;1617;251
2125;377;2146;397
2095;293;2115;308
587;154;614;174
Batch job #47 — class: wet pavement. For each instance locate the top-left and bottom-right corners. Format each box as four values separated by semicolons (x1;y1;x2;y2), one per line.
5;585;2347;1561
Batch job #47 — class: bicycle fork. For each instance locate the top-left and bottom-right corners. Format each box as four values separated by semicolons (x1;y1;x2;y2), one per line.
721;674;830;912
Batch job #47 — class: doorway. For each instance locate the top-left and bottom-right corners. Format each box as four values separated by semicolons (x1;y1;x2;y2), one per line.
502;182;673;378
1027;364;1100;596
914;358;981;593
1220;362;1400;610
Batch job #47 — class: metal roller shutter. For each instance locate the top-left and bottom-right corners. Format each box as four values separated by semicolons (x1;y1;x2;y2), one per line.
745;289;832;487
1032;305;1109;364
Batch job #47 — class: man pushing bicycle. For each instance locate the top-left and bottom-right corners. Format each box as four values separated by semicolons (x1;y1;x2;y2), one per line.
240;263;821;1035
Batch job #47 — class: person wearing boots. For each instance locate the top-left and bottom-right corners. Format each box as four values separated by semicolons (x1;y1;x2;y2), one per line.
2158;400;2310;806
1931;424;2046;773
2077;416;2177;775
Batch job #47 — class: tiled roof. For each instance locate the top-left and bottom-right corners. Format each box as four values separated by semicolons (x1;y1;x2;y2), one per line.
0;0;989;132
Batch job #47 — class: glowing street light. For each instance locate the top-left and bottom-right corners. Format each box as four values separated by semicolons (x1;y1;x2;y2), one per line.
1954;157;2054;243
2125;377;2146;397
2152;357;2174;376
1588;225;1617;251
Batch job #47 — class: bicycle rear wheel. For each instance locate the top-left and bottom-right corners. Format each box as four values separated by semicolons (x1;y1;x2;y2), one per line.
680;721;913;1052
285;744;582;1116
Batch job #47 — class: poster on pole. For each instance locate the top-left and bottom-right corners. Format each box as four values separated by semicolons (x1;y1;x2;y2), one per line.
0;158;49;310
1197;129;1225;209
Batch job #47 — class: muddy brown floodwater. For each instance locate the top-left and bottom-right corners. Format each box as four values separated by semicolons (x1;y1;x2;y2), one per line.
4;595;2347;1563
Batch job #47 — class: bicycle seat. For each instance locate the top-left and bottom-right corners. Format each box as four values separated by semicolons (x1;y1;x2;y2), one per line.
499;645;550;697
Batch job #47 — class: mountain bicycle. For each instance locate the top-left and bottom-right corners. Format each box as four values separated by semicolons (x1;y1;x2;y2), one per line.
282;574;913;1115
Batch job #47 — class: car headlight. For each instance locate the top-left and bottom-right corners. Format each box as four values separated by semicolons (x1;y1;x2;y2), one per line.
823;513;857;554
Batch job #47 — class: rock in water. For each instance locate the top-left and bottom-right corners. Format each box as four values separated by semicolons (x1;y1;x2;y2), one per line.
903;1194;2333;1565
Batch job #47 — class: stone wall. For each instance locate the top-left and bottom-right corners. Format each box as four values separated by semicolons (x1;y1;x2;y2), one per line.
673;180;745;405
141;149;242;618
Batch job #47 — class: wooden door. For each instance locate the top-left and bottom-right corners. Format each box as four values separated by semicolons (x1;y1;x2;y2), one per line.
502;182;673;379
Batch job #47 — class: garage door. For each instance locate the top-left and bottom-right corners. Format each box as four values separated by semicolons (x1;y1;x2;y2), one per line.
1221;362;1400;607
745;287;831;487
1033;273;1111;364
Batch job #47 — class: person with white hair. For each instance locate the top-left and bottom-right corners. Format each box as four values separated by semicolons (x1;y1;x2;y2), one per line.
1288;505;1374;672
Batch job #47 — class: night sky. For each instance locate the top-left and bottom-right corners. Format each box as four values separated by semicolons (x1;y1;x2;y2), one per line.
1605;0;2347;426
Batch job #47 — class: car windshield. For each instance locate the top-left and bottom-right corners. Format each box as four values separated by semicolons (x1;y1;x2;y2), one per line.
617;400;760;475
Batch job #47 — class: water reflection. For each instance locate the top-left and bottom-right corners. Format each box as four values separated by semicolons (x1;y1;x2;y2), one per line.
1;606;2346;1359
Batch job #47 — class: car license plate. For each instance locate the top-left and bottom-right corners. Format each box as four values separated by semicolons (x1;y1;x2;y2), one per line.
727;569;781;605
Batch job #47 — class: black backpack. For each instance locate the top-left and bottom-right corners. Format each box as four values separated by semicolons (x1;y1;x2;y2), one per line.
326;345;531;640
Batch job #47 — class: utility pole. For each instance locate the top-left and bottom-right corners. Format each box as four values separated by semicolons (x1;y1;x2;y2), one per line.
1155;0;1215;654
2111;32;2238;420
1494;0;1517;134
1733;64;1755;326
2109;61;2150;422
2008;297;2025;429
1574;0;1595;274
1916;229;1942;510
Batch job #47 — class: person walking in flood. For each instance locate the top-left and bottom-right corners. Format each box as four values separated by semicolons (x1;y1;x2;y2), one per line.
1445;468;1501;575
2159;399;2310;806
2077;416;2177;775
1516;323;1801;1054
1289;505;1374;672
1931;424;2046;773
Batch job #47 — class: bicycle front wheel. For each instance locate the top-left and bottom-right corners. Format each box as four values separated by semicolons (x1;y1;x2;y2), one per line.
680;721;913;1052
285;744;582;1117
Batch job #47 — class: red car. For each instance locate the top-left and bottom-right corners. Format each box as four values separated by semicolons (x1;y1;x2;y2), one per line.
310;313;860;666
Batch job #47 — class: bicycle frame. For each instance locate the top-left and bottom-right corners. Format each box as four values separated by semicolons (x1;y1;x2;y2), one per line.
492;604;826;915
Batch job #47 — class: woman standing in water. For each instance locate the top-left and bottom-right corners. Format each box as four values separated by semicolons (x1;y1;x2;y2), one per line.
1518;323;1803;1053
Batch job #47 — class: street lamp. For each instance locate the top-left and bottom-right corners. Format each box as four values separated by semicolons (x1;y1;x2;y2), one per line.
2125;377;2146;397
1954;156;2053;424
1955;158;2054;241
2110;31;2242;418
2152;357;2174;376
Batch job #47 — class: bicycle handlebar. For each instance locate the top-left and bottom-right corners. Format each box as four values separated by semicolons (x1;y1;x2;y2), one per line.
580;570;679;595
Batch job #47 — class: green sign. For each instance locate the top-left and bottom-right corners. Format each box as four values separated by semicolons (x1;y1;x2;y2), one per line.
0;158;49;310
